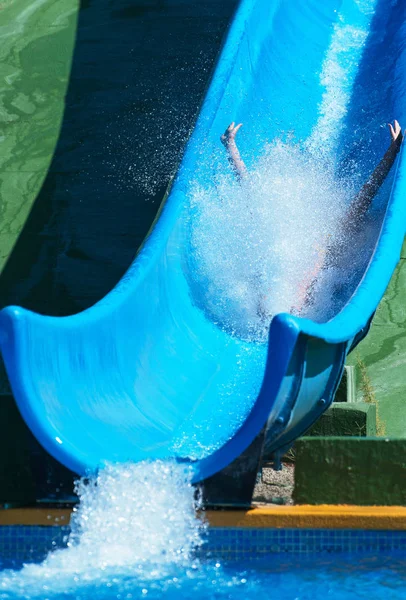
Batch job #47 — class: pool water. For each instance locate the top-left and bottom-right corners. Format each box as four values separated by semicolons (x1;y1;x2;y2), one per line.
0;551;404;600
0;465;403;599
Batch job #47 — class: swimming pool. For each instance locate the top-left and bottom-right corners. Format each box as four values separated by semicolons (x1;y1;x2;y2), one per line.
0;526;404;599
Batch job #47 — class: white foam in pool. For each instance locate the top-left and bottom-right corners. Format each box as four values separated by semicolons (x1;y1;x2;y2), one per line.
0;462;205;597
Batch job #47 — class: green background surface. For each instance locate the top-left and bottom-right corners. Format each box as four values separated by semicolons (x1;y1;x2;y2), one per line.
347;239;406;438
0;0;78;270
294;437;406;505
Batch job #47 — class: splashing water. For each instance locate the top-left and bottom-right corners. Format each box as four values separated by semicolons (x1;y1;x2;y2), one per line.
0;462;206;598
187;141;352;342
0;464;292;600
68;462;203;570
186;0;378;342
0;463;405;600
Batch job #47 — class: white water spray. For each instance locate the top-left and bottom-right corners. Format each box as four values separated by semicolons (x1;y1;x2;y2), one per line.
0;462;205;598
187;141;351;341
187;0;378;341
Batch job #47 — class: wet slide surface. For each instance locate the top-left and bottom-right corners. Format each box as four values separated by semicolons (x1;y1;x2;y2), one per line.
0;0;405;481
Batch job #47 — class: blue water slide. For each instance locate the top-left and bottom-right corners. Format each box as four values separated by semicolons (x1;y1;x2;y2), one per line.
0;0;405;482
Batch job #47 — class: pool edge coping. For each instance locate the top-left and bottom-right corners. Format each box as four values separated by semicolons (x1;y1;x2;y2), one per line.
0;506;405;529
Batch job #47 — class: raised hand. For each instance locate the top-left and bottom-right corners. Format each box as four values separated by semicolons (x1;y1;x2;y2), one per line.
344;119;403;230
388;120;402;146
220;122;243;147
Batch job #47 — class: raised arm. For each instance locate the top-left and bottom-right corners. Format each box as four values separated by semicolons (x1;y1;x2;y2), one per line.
220;122;248;180
344;120;403;229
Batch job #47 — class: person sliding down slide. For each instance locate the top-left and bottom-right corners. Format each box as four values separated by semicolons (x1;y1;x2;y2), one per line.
220;120;403;314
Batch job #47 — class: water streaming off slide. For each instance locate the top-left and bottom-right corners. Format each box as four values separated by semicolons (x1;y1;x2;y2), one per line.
0;462;207;598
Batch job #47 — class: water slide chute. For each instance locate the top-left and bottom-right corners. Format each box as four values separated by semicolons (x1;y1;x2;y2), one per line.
0;0;405;481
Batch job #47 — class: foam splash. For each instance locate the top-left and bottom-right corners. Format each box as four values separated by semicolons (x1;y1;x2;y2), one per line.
186;0;380;341
187;140;351;341
0;462;205;598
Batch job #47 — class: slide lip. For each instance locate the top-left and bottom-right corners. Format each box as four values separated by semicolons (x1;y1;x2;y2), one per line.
0;308;93;477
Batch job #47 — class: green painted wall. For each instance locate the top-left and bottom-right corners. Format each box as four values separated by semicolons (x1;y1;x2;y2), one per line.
347;239;406;438
294;437;406;505
307;402;377;437
0;0;78;271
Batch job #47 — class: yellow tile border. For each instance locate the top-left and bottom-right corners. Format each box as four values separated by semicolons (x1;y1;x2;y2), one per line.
0;506;405;529
204;506;406;530
0;509;72;526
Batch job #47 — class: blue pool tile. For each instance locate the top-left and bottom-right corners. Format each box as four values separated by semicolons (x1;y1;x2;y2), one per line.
0;526;405;563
